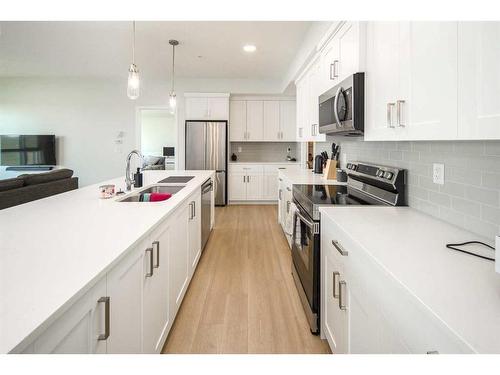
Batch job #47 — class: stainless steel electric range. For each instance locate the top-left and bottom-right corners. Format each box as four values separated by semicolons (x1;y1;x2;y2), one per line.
291;161;407;334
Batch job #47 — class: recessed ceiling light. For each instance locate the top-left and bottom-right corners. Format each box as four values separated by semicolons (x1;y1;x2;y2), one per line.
243;44;257;53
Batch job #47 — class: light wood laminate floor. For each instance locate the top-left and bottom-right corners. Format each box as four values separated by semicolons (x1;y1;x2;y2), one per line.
162;205;330;354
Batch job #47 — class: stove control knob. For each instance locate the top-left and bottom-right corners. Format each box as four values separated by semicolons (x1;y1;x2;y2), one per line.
377;170;384;177
384;171;394;179
351;164;357;171
346;163;352;169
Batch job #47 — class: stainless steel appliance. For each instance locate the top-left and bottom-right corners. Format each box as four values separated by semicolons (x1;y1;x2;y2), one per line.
291;161;406;333
201;178;213;250
319;73;365;136
185;121;227;206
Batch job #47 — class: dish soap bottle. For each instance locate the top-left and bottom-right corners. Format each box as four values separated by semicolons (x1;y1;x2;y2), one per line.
134;168;143;188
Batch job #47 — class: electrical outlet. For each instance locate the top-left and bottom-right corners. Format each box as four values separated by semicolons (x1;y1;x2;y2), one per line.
433;163;445;185
237;146;242;153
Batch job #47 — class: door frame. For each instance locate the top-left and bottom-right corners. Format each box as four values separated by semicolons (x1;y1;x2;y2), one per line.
135;106;179;170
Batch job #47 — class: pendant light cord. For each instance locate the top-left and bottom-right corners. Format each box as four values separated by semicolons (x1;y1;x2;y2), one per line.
171;43;175;92
132;21;136;65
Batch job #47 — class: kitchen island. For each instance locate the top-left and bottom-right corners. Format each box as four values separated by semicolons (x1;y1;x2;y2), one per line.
0;170;214;354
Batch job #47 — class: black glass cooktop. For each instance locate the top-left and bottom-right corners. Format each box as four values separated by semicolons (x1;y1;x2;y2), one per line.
293;184;371;206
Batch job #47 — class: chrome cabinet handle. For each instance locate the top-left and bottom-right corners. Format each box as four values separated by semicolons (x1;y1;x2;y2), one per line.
387;103;395;128
333;60;339;78
426;351;439;354
298;127;303;138
286;187;291;192
332;271;340;299
279;189;282;200
339;280;347;310
152;241;160;268
192;201;196;218
332;240;348;256
247;175;250;183
330;63;335;80
286;201;290;213
397;100;405;127
279;178;283;181
97;296;110;340
145;247;153;277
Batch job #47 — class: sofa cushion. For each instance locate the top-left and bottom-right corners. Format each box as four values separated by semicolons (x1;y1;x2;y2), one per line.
0;177;24;192
19;169;74;186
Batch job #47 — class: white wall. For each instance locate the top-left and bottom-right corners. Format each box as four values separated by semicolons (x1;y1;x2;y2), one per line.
0;76;288;186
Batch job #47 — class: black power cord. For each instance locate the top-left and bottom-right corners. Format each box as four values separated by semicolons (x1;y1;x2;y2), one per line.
446;241;495;262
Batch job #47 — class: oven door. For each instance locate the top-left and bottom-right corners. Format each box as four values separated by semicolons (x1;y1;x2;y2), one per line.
291;207;319;314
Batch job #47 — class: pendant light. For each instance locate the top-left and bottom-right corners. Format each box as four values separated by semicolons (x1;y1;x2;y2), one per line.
169;39;179;113
127;21;140;100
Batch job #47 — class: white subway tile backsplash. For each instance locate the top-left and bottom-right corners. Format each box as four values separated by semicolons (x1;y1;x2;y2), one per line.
324;139;500;239
230;142;299;163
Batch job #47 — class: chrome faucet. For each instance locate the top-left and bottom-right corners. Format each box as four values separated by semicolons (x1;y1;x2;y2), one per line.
125;150;143;191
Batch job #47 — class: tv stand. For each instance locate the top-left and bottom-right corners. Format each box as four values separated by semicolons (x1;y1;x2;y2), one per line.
5;166;55;172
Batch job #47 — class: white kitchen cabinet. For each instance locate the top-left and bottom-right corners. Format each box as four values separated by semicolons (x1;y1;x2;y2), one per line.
229;172;247;201
245;172;263;200
246;101;264;141
295;77;307;141
229;100;246;141
143;222;171;354
280;101;297;141
185;94;229;120
169;203;190;314
263;101;281;141
262;173;278;200
188;190;202;276
106;241;145;354
458;22;500;139
365;22;458;141
32;277;107;354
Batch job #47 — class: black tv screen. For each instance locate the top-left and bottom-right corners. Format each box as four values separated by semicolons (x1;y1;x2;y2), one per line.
0;135;56;166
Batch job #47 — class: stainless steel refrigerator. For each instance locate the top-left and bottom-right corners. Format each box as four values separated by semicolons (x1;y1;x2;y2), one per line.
185;121;227;206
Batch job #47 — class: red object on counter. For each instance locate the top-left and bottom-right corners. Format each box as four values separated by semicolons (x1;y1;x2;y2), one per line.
150;193;172;202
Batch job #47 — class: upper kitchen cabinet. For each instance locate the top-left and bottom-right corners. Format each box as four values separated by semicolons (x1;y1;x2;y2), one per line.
458;22;500;139
184;93;229;120
319;22;364;94
230;97;296;142
364;22;458;141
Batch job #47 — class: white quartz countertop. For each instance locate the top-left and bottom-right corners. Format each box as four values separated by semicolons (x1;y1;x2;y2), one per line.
279;167;346;185
0;170;214;353
319;206;500;353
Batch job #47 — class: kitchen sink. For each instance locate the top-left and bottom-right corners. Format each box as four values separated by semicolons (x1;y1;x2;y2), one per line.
117;184;185;202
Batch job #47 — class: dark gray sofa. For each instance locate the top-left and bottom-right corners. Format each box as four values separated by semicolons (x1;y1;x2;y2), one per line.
0;169;78;210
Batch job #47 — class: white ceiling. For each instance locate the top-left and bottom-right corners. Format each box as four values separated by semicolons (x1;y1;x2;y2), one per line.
0;21;312;83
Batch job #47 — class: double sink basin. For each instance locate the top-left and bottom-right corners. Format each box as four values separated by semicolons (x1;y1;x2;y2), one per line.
117;176;194;203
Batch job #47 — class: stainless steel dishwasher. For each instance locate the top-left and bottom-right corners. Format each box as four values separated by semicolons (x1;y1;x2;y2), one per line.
201;179;213;250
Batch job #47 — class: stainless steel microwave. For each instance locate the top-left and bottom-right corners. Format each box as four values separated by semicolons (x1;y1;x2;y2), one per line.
318;72;364;136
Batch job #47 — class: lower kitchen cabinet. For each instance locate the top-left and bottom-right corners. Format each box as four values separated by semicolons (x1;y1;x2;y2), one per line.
30;277;107;354
23;188;206;354
188;190;202;276
321;214;474;354
106;239;145;354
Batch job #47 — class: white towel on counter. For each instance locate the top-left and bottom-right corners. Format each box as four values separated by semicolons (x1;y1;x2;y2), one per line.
284;201;298;236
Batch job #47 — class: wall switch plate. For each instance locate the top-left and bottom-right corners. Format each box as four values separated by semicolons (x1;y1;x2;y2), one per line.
496;236;499;274
238;146;242;153
433;163;445;185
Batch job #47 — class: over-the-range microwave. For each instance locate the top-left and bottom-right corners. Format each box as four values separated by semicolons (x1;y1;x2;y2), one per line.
318;72;364;136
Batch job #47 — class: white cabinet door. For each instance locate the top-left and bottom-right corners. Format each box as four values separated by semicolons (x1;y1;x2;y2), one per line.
263;101;281;141
295;78;307;141
458;22;500;139
246;100;264;140
188;190;202;275
321;34;340;93
229;100;246;141
308;60;326;141
262;173;278;200
323;254;348;354
229;173;246;201
185;97;209;120
143;222;171;354
280;101;297;141
245;173;263;200
399;22;458;140
208;97;229;120
106;243;145;354
337;22;360;82
365;22;400;141
33;277;107;354
169;204;190;314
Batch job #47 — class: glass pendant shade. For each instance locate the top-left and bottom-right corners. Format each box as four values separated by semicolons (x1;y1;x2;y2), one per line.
169;92;177;114
127;63;140;100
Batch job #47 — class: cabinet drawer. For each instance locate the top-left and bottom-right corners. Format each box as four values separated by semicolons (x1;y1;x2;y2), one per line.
228;164;264;174
263;164;299;174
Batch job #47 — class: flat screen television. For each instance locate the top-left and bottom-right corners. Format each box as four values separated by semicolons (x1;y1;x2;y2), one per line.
0;135;56;166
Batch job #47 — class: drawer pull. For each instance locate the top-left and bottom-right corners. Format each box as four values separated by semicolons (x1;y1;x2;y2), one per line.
426;351;439;354
97;296;110;341
152;241;160;268
332;240;348;256
332;271;340;299
145;247;153;277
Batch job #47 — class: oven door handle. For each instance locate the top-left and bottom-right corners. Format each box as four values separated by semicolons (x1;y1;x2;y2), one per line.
295;210;315;229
